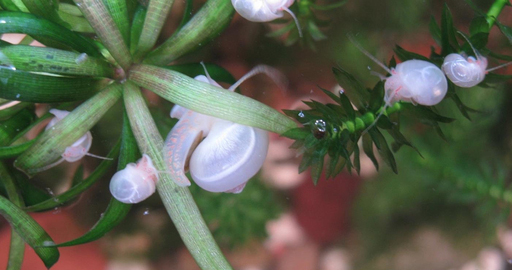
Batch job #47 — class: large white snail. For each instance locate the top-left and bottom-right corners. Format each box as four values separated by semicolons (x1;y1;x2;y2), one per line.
442;33;512;88
38;109;109;171
231;0;303;37
163;64;284;193
109;154;159;204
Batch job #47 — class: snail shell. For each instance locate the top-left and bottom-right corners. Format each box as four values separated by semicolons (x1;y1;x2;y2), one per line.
385;60;448;106
442;53;487;88
109;154;158;204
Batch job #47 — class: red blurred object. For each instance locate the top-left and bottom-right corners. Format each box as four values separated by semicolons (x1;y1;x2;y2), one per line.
0;210;106;270
292;172;361;245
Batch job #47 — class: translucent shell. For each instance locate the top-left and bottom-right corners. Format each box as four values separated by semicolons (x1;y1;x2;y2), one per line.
45;109;93;162
231;0;293;22
163;69;272;193
386;60;448;106
442;53;487;88
189;119;269;193
109;154;159;204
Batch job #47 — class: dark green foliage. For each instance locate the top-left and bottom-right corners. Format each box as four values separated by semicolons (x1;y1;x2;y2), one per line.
268;0;347;49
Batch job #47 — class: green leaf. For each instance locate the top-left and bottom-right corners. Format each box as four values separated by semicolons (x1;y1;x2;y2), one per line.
308;21;327;41
496;21;512;44
0;0;21;11
369;81;385;112
23;140;120;212
21;0;70;27
362;133;378;170
369;128;397;173
144;0;235;65
310;148;326;184
129;65;297;135
266;23;295;38
470;16;490;35
161;63;237;85
0;68;108;103
133;0;177;60
0;11;101;57
0;195;59;268
429;16;441;46
56;11;95;33
401;103;455;124
393;45;430;62
129;5;145;54
14;83;122;176
0;101;33;121
0;139;34;159
0;108;35;146
460;32;488;53
441;4;459;55
73;0;132;70
332;67;369;111
103;0;130;46
0;45;115;77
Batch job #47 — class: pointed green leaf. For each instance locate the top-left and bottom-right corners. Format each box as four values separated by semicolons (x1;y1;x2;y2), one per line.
144;0;235;65
103;0;130;46
133;0;176;60
129;5;146;54
362;133;378;170
0;195;59;268
369;128;397;173
0;101;32;121
0;108;35;146
441;4;459;55
332;67;369;110
0;68;108;103
177;0;194;31
73;0;132;70
496;21;512;44
429;16;441;46
0;11;101;57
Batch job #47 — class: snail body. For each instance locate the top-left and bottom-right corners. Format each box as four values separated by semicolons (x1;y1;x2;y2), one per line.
231;0;303;37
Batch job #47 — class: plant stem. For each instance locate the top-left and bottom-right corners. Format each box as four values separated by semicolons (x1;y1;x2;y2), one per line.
123;81;233;270
486;0;508;29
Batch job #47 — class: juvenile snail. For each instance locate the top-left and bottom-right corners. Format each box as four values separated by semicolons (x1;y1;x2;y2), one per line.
109;154;158;204
231;0;303;37
163;64;284;193
38;109;110;171
442;32;512;88
348;35;447;132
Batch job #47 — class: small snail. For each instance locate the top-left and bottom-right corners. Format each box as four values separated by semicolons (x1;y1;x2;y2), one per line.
163;64;283;193
348;35;447;133
109;154;158;204
442;32;512;88
38;109;110;171
231;0;303;37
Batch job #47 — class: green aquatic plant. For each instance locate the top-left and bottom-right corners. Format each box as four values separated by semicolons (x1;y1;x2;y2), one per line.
0;0;511;269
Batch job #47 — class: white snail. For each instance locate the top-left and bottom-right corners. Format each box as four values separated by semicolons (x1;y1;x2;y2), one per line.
38;109;110;171
348;36;447;133
442;33;512;88
163;64;284;193
231;0;303;37
348;36;447;107
109;154;158;204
